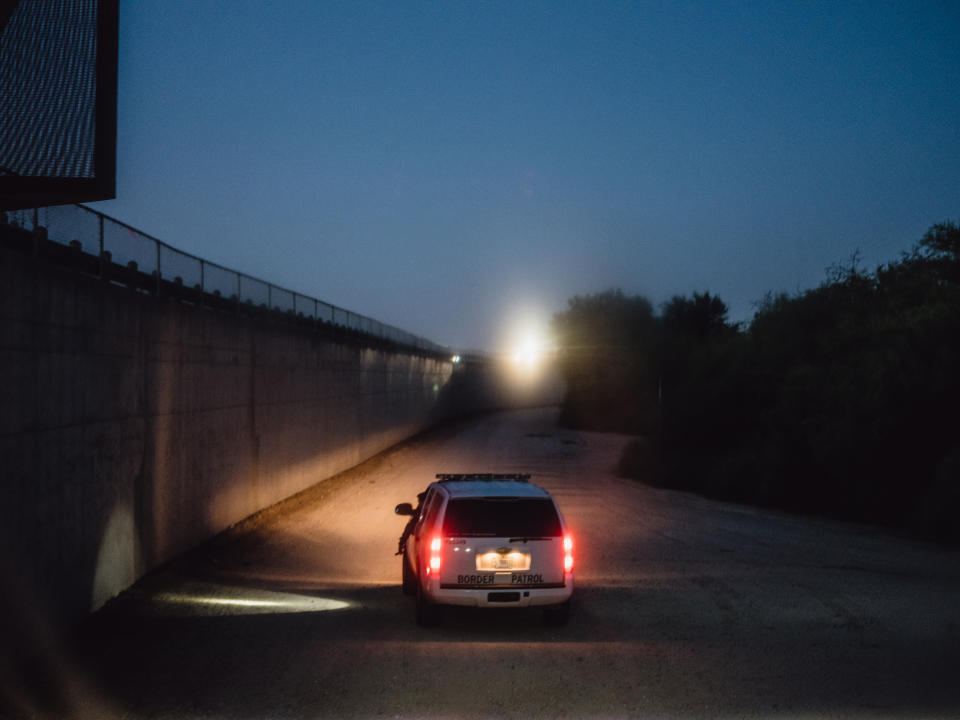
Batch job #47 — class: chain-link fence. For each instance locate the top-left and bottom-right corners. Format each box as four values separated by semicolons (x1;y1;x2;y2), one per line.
2;203;446;353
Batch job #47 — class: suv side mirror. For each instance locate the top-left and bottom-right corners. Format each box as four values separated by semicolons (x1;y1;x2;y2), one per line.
395;502;415;516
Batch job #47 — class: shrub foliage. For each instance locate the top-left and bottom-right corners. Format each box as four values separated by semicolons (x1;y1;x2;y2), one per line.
552;222;960;542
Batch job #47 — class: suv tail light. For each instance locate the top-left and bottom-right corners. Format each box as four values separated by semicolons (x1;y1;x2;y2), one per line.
563;534;574;573
427;535;442;574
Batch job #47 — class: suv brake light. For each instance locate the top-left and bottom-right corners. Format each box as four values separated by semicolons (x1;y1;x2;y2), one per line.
427;535;442;574
563;534;574;573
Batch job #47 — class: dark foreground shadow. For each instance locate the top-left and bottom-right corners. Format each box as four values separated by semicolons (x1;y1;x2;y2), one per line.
4;576;958;719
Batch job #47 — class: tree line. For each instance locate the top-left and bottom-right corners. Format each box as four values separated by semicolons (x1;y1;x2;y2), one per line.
552;221;960;543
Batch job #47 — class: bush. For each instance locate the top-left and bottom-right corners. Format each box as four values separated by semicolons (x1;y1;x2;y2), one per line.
558;222;960;544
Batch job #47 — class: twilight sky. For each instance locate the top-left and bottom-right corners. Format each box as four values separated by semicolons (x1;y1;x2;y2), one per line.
88;0;960;351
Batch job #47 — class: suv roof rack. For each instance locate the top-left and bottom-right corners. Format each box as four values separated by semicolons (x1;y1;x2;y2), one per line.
435;473;531;483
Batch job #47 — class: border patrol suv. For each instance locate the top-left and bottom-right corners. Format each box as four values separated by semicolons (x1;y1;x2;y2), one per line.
395;474;574;626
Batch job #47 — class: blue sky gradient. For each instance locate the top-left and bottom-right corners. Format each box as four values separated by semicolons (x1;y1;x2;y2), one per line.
89;0;960;350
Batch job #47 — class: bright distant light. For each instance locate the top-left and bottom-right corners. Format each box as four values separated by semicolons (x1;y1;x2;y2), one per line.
509;325;553;376
451;354;461;364
513;339;543;372
499;305;556;383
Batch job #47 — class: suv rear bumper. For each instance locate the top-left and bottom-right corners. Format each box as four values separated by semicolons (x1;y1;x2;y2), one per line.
425;577;573;608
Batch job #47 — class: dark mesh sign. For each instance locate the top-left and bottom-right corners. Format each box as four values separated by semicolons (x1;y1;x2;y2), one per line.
0;0;117;209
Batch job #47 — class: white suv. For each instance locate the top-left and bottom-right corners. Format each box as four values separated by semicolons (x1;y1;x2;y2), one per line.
395;474;574;626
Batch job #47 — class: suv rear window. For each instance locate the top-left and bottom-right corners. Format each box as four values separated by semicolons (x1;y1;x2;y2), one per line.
442;498;562;537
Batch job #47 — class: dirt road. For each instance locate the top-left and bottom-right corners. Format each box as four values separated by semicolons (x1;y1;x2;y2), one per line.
10;407;960;718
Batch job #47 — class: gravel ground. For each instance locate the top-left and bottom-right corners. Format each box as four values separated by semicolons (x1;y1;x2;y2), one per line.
4;407;959;719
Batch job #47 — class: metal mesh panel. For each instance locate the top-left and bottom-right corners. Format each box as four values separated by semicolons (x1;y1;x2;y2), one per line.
2;208;34;229
204;262;238;299
271;286;294;313
102;217;157;271
0;0;98;178
159;245;202;288
294;294;316;320
317;300;334;323
239;275;269;307
40;204;99;254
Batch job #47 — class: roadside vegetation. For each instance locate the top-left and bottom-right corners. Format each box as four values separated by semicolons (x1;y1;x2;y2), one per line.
552;221;960;544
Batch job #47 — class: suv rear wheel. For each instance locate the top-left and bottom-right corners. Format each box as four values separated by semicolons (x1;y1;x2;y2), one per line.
415;577;440;626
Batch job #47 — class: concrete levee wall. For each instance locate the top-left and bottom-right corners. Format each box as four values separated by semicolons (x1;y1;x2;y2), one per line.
0;239;544;622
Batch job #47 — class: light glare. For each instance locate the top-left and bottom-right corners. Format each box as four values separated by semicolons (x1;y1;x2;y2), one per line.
501;308;556;383
155;591;350;615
